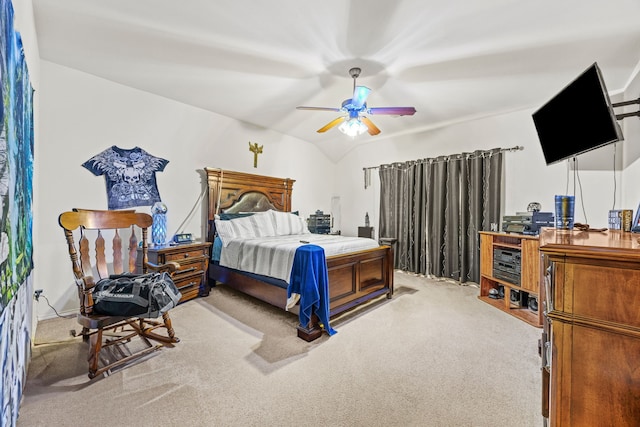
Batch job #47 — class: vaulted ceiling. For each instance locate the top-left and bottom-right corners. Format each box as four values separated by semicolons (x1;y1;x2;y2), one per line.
33;0;640;162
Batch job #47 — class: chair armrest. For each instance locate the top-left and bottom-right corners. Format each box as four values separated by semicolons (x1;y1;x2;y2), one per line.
78;275;96;315
146;261;180;274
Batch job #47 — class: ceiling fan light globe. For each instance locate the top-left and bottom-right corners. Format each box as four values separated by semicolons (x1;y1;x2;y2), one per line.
338;118;368;137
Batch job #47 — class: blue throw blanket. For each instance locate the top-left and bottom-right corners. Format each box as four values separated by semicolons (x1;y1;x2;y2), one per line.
287;244;337;336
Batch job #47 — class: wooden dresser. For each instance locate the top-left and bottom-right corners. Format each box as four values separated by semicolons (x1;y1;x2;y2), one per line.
539;228;640;426
138;241;211;303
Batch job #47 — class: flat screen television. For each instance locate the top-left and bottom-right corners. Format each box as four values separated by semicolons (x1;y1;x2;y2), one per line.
532;62;623;165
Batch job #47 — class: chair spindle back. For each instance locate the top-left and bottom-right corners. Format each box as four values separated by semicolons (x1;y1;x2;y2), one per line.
59;210;152;315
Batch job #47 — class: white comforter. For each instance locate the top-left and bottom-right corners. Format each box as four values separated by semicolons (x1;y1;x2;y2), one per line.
219;234;380;284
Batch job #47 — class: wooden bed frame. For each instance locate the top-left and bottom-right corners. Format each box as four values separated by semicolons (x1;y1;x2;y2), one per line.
205;168;394;341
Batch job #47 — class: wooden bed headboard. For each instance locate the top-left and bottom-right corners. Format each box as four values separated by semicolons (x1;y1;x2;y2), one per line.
205;168;296;240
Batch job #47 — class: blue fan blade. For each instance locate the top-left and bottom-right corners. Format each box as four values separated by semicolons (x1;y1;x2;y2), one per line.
351;86;371;108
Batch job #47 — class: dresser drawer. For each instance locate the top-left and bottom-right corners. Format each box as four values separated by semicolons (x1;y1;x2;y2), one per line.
566;262;640;329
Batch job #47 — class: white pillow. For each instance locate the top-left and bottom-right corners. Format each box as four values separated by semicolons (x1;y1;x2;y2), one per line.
269;210;309;235
214;212;276;246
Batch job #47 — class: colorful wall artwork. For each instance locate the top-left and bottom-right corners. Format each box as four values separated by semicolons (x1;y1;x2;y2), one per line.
0;0;35;424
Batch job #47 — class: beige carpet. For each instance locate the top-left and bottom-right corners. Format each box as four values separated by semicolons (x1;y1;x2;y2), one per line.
18;272;543;426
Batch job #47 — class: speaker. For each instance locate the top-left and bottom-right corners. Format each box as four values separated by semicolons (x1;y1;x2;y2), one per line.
510;290;530;308
510;289;520;304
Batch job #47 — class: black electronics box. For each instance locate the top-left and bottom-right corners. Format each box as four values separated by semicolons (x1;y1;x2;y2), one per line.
493;247;521;285
307;210;331;234
502;211;554;235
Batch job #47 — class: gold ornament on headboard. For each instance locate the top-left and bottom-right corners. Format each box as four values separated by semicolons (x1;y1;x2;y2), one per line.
248;141;263;168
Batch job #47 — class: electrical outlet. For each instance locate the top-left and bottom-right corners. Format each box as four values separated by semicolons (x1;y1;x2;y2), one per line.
34;289;43;301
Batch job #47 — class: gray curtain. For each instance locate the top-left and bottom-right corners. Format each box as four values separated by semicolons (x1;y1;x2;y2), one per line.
378;163;405;268
378;148;503;284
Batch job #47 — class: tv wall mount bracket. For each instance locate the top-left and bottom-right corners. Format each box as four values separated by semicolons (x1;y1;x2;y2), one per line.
613;96;640;121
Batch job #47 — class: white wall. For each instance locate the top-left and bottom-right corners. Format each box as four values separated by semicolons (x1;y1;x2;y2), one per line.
36;61;337;318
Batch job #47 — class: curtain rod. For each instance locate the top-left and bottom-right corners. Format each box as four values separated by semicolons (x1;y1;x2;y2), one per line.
362;145;524;171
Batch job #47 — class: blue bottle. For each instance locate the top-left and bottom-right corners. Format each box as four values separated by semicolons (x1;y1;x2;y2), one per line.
151;202;168;245
554;195;575;230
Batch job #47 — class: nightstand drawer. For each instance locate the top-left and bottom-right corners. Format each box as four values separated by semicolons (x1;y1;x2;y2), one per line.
173;257;205;276
173;272;202;303
164;247;208;262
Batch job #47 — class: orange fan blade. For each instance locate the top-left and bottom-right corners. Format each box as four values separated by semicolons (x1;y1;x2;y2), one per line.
317;116;346;133
361;116;381;135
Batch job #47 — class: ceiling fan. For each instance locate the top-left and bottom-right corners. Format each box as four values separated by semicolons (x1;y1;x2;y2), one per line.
297;67;417;136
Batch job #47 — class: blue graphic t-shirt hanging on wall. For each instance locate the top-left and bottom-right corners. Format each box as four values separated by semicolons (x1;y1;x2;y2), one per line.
82;146;169;210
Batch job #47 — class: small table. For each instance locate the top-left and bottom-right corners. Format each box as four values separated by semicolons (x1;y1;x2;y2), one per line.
358;226;374;239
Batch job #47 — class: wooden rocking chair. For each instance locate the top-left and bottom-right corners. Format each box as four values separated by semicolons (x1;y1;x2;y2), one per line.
58;209;180;379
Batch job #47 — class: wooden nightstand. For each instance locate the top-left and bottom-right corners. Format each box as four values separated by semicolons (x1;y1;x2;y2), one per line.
358;226;374;239
137;241;212;303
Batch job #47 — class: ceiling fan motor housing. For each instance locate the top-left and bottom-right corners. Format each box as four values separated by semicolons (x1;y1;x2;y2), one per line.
342;98;366;117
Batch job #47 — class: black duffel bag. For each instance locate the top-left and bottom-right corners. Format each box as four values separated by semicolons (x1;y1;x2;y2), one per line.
92;272;181;318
